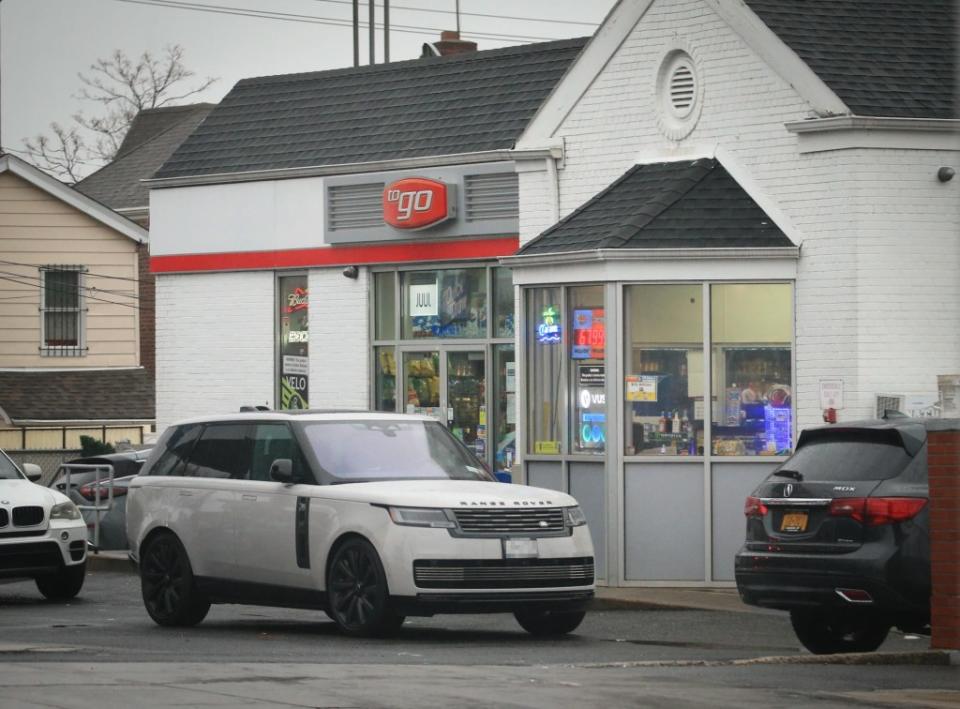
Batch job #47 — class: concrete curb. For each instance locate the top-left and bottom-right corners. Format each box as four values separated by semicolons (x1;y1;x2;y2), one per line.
86;551;135;574
581;650;954;668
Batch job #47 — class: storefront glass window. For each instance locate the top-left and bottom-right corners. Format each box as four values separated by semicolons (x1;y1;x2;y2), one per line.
374;346;397;412
401;268;487;339
624;285;704;456
569;286;606;455
527;287;563;455
710;283;793;456
493;344;516;476
374;272;396;340
277;275;309;409
493;267;515;338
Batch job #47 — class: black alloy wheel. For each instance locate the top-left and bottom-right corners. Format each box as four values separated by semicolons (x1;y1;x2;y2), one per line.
140;533;210;627
327;538;404;637
790;609;890;654
514;608;587;636
35;561;86;601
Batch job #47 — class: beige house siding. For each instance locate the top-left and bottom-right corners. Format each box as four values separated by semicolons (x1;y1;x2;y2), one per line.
0;172;140;368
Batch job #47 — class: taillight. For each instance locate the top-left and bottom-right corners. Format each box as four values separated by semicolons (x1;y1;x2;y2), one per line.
829;497;926;526
744;496;768;517
77;485;127;502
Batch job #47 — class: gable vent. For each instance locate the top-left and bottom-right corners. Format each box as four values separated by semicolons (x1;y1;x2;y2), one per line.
464;172;518;222
328;183;384;231
670;65;695;114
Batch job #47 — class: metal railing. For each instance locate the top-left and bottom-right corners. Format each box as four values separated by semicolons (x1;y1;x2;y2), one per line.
58;463;114;552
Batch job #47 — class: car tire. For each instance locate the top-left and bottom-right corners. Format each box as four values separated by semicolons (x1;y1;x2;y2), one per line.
514;608;586;636
140;533;210;627
327;537;404;637
790;609;890;654
35;561;86;601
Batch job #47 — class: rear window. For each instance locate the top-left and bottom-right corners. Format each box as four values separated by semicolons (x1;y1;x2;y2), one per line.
781;434;912;482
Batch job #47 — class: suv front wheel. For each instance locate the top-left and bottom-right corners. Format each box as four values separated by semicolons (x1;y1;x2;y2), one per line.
35;562;86;601
790;609;890;654
140;533;211;627
327;537;404;637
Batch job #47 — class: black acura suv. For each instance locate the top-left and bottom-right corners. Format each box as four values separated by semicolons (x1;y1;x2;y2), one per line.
735;415;930;654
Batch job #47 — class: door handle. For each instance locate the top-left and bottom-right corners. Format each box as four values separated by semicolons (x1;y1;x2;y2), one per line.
179;490;193;497
242;494;257;501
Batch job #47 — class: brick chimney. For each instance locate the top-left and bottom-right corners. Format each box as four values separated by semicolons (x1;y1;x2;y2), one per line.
423;31;478;57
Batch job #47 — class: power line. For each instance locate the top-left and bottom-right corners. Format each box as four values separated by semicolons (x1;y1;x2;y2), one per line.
0;259;142;284
0;274;142;310
109;0;563;42
0;269;140;300
304;0;599;27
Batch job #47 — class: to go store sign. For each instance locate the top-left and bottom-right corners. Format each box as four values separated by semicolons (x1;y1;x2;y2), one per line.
383;177;455;230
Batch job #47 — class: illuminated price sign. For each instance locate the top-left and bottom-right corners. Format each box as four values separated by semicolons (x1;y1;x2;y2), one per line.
571;308;605;359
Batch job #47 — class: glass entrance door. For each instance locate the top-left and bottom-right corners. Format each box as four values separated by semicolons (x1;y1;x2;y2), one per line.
402;350;442;422
446;351;486;460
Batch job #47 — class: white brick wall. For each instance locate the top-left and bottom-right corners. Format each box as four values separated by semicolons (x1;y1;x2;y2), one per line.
521;0;960;430
308;267;371;409
155;272;274;432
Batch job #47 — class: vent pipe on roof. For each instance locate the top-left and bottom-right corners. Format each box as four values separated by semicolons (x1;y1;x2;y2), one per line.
421;30;478;58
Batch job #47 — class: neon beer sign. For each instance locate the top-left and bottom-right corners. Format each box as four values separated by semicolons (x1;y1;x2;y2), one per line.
537;305;561;344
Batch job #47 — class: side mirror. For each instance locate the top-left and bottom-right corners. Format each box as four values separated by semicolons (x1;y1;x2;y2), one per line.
22;463;43;482
269;458;294;484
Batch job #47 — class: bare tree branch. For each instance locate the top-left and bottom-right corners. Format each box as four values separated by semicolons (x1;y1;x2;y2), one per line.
25;44;217;179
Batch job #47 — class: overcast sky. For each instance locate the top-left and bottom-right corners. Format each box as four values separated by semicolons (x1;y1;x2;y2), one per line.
1;0;611;177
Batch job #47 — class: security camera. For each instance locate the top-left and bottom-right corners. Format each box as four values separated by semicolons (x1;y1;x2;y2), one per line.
342;265;359;279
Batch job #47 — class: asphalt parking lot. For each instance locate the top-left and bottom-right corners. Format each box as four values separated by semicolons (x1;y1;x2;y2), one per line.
1;567;958;708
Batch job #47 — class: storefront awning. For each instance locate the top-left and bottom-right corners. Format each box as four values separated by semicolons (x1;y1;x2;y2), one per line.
514;159;796;258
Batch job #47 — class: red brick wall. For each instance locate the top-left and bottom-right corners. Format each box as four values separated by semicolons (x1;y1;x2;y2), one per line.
137;244;155;375
928;426;960;650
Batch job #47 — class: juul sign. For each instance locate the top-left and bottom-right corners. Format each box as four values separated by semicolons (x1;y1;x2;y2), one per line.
383;177;455;230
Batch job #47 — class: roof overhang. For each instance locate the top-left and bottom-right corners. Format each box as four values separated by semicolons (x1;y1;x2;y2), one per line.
9;419;155;426
0;154;148;244
501;246;800;268
785;116;960;153
143;147;560;190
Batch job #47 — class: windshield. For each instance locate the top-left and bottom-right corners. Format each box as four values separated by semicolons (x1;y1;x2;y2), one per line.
300;420;494;482
0;451;23;480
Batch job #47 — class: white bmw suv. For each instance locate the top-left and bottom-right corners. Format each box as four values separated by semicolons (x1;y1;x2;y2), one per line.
127;411;595;637
0;448;87;599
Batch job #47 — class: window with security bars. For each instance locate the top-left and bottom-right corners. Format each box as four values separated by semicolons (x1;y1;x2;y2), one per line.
41;266;84;355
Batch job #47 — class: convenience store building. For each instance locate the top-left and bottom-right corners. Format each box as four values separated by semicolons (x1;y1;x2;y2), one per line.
149;2;958;587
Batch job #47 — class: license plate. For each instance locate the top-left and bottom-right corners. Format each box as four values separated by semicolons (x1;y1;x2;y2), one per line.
780;512;808;533
504;538;539;559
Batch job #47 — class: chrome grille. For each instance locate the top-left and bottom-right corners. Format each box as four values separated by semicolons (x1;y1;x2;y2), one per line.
453;508;565;535
414;558;594;589
13;506;43;526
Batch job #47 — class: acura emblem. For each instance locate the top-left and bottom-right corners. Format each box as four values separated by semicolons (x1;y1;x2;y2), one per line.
784;483;794;497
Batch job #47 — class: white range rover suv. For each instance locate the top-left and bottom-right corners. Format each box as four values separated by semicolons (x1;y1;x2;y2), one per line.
127;411;595;637
0;448;87;599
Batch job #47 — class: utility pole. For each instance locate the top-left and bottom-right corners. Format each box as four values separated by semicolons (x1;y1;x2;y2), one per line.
383;0;390;63
368;0;375;65
352;0;359;67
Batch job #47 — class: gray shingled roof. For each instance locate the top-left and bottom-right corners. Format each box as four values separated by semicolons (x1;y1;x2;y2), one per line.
0;369;155;422
745;0;957;119
76;104;215;210
518;159;793;255
154;38;587;180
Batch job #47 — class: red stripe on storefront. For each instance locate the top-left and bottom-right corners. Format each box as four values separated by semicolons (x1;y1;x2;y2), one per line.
150;237;520;274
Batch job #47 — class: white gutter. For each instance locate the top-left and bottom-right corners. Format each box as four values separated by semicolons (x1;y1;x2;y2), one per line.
785;116;960;134
144;148;559;189
499;246;800;268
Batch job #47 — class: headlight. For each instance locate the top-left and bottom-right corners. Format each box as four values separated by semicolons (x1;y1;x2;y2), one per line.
387;506;455;528
50;501;81;521
564;506;587;527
